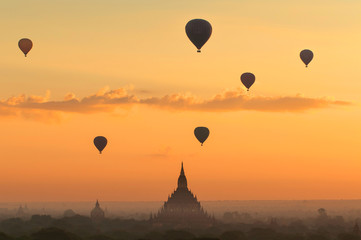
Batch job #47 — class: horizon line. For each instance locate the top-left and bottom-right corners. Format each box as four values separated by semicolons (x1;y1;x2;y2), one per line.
2;198;361;203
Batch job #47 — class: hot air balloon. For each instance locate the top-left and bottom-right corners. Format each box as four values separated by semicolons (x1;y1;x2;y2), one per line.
18;38;33;57
186;19;212;53
194;127;209;146
241;72;255;91
93;136;107;154
300;49;313;67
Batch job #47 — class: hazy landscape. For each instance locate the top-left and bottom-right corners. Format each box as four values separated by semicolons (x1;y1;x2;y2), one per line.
1;200;361;239
3;200;361;220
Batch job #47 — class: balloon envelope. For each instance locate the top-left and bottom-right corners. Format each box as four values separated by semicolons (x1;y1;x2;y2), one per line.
185;19;212;52
194;127;210;146
18;38;33;57
240;72;255;91
93;136;107;154
300;49;313;67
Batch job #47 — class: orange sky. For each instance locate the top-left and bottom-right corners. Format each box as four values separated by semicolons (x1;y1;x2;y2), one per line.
1;0;361;202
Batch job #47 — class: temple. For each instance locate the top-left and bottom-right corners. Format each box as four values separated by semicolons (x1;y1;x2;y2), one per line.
152;162;214;227
16;205;27;219
90;200;105;222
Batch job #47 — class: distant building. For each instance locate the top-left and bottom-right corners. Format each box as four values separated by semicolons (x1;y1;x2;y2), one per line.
317;208;327;218
152;162;214;227
63;209;76;218
91;200;105;222
16;205;27;219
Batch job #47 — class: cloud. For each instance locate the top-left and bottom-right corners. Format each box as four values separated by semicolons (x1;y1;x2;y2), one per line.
0;87;350;121
141;88;350;112
0;87;138;114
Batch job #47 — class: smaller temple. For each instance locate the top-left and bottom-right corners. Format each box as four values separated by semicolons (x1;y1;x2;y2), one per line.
90;200;105;222
64;209;77;218
16;205;26;219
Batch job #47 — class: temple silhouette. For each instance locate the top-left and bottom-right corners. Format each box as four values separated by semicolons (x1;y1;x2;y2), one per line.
152;162;214;227
91;200;105;222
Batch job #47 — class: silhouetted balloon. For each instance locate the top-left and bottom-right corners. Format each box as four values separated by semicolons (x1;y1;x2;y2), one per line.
300;49;313;67
18;38;33;57
194;127;209;146
93;136;107;154
240;72;255;91
186;19;212;53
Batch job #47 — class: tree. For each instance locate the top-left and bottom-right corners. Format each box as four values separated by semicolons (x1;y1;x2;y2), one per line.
220;231;246;240
31;227;81;240
164;230;195;240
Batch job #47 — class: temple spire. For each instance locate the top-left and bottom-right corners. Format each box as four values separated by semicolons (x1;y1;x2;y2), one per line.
180;162;185;175
177;162;188;189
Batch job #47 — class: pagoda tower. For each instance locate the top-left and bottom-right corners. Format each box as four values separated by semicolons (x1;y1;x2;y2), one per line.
153;162;214;227
16;205;26;219
90;200;105;222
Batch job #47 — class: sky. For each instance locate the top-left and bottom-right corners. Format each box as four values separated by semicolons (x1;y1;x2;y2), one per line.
1;0;361;202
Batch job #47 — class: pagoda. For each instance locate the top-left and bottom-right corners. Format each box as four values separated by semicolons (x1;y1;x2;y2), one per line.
152;162;214;227
90;200;105;222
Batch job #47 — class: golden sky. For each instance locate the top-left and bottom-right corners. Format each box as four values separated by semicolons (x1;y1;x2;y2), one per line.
1;0;361;201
